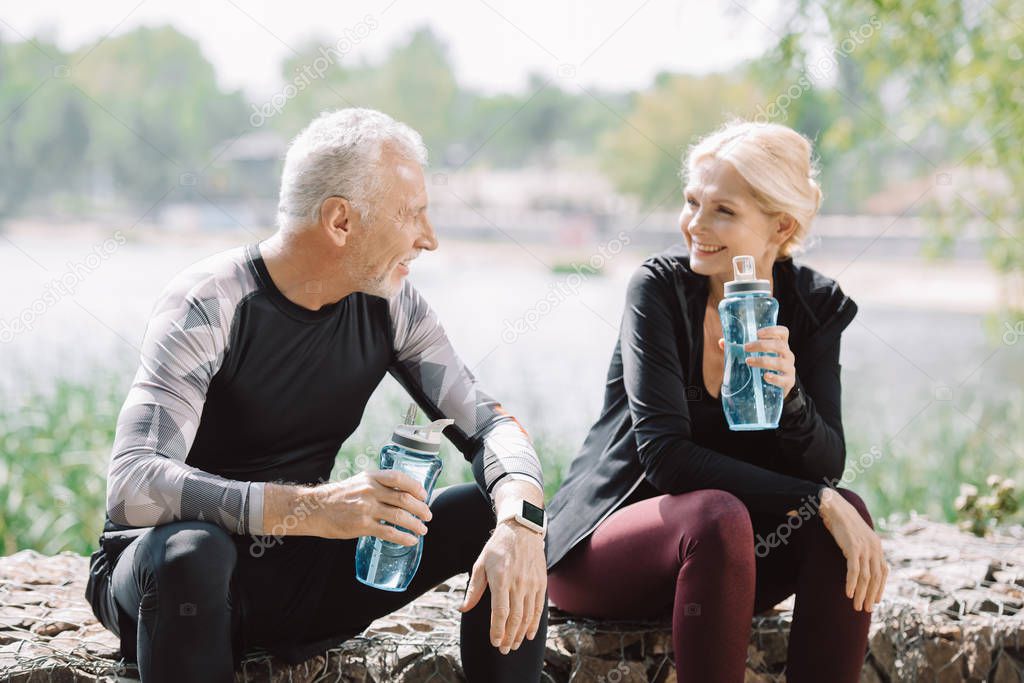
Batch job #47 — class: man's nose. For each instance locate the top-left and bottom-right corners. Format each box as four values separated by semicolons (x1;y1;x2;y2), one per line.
418;215;439;251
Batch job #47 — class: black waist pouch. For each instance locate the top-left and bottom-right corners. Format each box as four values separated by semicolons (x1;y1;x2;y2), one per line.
83;526;150;662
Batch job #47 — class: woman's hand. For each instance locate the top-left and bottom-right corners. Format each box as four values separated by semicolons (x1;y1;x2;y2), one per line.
739;325;798;399
819;488;889;612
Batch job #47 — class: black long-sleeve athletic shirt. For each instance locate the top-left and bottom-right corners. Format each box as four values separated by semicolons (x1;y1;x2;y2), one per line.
545;243;858;569
104;241;543;536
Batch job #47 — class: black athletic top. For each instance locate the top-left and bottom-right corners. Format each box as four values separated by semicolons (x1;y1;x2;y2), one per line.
103;241;543;537
545;243;858;569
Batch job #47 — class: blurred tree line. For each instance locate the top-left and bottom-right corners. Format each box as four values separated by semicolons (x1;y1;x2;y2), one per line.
0;27;245;216
1;8;1021;303
0;22;891;220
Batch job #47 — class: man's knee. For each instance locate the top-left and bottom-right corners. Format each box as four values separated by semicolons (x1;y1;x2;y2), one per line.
429;483;495;569
144;521;238;592
835;488;874;530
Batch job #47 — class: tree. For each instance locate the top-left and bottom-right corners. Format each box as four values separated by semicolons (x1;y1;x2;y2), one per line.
771;0;1024;310
597;71;767;207
70;26;248;203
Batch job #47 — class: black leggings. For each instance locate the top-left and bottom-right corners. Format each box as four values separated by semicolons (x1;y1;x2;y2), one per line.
108;483;547;682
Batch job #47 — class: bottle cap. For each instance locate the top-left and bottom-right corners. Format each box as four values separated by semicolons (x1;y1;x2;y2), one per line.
391;404;454;454
724;255;771;295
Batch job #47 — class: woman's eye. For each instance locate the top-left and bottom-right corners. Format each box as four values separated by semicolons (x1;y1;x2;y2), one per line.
718;207;734;216
686;198;698;207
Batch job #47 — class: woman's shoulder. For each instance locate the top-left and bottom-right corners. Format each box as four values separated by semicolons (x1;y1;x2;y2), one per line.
633;243;703;287
623;245;707;312
777;257;858;336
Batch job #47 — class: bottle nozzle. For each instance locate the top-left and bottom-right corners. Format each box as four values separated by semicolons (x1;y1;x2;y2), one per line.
417;418;455;440
403;403;418;425
732;255;756;281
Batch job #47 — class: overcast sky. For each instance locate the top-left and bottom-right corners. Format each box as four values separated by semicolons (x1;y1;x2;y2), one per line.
1;0;793;98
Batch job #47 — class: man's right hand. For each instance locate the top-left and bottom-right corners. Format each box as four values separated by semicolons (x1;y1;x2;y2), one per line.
262;470;432;544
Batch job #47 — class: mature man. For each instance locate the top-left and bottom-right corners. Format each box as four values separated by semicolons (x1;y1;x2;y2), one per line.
84;108;548;682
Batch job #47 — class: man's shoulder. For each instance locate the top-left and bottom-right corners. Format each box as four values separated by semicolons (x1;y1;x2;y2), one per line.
155;244;260;315
386;278;429;323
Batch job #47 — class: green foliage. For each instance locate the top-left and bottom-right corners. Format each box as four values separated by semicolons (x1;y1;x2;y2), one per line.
0;26;248;217
274;29;625;168
0;374;123;555
846;384;1024;527
596;71;767;207
955;475;1020;537
772;0;1024;309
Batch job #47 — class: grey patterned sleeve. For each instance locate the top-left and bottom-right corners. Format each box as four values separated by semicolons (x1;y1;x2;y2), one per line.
387;280;544;496
105;254;264;535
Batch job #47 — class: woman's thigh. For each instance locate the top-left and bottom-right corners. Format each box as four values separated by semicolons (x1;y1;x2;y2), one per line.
549;489;753;620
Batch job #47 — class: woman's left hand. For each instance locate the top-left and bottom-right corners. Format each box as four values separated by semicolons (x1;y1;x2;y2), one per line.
743;325;796;399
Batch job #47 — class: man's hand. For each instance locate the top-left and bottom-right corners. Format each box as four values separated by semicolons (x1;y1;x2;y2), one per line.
262;470;432;543
459;480;547;655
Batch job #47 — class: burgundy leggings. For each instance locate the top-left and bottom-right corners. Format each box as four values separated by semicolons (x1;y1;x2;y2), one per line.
548;488;873;683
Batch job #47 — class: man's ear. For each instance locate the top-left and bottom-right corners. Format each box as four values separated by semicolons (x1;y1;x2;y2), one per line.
320;196;356;247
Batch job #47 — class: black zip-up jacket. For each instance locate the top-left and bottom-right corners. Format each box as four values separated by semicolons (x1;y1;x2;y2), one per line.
545;243;858;569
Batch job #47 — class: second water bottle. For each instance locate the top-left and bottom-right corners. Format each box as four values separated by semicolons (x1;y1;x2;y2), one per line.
718;255;784;430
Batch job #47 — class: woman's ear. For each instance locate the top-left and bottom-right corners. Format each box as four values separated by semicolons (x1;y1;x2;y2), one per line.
775;213;799;245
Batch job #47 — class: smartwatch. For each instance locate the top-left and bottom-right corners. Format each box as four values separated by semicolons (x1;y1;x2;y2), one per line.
781;384;805;418
496;499;546;537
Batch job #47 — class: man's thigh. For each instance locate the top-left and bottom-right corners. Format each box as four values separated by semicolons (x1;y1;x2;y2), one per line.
285;482;495;646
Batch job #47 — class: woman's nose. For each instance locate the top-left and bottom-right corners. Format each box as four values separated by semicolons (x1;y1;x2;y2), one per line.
685;211;705;235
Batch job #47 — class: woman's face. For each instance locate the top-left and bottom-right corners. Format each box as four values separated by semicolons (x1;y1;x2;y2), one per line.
679;158;789;281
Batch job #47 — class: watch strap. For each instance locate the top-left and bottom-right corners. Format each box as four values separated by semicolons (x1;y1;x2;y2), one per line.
496;499;546;536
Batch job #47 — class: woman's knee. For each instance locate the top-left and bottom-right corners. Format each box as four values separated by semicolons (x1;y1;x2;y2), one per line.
144;521;238;591
666;490;754;563
835;488;874;530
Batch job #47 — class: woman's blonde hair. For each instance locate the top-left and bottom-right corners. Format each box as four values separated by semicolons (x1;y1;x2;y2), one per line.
683;120;822;259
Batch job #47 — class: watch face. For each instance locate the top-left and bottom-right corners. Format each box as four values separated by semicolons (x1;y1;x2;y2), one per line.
521;500;545;526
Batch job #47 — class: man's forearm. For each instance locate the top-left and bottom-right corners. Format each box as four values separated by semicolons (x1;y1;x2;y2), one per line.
491;478;545;514
262;482;321;536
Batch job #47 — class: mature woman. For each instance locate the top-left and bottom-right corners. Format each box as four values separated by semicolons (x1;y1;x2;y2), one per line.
545;121;887;683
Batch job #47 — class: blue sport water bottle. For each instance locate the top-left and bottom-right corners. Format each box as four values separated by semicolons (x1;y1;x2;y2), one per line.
718;255;784;430
354;405;453;591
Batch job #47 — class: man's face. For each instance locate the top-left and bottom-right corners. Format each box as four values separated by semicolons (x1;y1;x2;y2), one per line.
350;147;438;298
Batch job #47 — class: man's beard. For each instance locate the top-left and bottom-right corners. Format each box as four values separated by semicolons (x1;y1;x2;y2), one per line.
362;272;397;298
357;257;401;299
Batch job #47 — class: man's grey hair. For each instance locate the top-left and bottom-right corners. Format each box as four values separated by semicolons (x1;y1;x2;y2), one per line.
276;108;428;232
